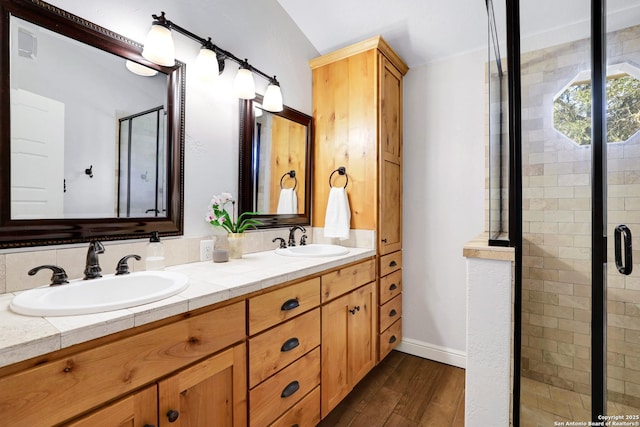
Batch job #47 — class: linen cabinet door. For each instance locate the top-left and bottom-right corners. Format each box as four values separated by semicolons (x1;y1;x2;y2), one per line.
379;56;403;256
158;344;246;427
63;386;158;427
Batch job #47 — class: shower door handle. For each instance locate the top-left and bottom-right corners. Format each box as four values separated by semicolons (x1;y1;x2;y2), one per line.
614;225;633;275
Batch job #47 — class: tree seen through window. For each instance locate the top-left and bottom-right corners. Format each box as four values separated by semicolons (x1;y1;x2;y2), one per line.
553;72;640;145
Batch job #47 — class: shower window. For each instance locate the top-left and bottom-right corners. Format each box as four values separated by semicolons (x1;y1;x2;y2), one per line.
553;63;640;146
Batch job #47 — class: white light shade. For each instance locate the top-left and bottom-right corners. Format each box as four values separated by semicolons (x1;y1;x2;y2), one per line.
194;48;219;84
125;60;158;77
142;23;175;67
233;68;255;99
262;83;283;112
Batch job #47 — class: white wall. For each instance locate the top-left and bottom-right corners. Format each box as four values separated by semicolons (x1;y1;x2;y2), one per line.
47;0;318;237
465;257;513;426
400;49;487;367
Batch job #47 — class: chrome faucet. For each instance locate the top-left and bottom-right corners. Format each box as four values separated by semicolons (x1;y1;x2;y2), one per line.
84;240;105;280
287;225;306;247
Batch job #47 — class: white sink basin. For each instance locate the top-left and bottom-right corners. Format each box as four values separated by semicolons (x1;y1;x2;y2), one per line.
10;271;189;317
275;244;349;257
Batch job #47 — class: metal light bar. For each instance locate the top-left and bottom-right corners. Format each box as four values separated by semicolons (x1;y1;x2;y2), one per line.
151;12;279;86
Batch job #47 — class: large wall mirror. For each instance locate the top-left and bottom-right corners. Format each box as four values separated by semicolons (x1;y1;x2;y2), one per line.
0;0;185;248
239;96;312;228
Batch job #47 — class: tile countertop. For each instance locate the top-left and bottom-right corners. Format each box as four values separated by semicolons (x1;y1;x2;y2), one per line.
0;247;375;369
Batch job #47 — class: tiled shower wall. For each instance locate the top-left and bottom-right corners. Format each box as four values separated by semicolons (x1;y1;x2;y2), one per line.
520;25;640;407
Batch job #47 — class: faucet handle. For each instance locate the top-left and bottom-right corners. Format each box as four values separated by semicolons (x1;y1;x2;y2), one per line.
115;254;141;275
28;265;69;286
300;234;307;246
272;237;287;249
91;240;105;254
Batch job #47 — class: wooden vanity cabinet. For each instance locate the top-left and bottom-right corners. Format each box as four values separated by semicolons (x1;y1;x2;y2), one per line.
66;344;247;427
247;277;321;427
1;256;381;427
379;252;403;360
310;36;407;365
320;259;377;418
158;343;247;427
1;301;246;427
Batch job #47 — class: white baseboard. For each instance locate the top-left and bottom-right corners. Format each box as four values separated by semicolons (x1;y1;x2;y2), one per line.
395;338;467;369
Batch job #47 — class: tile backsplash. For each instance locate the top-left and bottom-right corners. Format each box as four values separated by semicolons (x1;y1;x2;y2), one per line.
0;228;375;293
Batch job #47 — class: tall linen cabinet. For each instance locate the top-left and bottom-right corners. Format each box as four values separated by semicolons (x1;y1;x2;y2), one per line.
310;36;408;372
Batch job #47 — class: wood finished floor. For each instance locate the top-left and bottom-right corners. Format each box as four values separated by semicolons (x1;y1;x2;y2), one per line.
319;351;465;427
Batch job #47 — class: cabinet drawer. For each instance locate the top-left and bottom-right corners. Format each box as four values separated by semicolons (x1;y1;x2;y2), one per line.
379;318;402;361
0;301;246;427
270;386;320;427
249;347;321;427
321;259;376;302
379;294;402;332
379;269;402;304
248;308;320;388
379;251;402;277
249;277;320;335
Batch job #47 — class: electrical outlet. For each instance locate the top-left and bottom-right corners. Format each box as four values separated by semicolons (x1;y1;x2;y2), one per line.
200;239;213;261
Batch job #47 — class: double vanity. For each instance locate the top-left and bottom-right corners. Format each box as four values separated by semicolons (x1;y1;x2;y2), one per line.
0;245;406;426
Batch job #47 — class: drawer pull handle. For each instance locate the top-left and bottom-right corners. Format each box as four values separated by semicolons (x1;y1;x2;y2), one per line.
389;309;397;317
389;283;397;291
349;305;361;315
281;337;300;352
281;380;300;398
281;298;300;311
381;238;387;243
143;425;156;427
389;260;397;267
389;335;397;344
166;409;179;423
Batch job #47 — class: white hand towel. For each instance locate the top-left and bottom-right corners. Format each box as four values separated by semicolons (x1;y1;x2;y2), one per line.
277;188;297;214
324;187;351;240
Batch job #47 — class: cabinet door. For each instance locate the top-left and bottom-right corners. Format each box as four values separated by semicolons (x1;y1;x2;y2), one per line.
63;386;157;427
348;281;376;386
321;292;351;417
158;344;246;427
379;56;403;255
321;282;376;418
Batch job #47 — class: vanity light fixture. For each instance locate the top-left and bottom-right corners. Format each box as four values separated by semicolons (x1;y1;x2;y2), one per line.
141;11;283;111
262;78;283;112
141;14;174;67
125;59;158;77
193;44;219;84
233;60;256;99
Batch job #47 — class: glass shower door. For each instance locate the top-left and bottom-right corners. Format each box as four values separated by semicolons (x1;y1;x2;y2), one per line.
518;1;595;424
516;0;640;424
606;0;640;415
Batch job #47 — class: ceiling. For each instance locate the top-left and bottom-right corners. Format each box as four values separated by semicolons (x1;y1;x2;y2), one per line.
276;0;640;69
275;0;488;68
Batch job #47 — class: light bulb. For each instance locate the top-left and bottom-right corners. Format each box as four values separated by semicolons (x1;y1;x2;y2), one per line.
233;67;255;99
262;82;283;112
125;60;158;77
194;47;219;84
142;23;175;67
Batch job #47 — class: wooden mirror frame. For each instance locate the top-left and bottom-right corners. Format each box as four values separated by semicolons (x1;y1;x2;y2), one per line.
0;0;185;248
238;95;313;228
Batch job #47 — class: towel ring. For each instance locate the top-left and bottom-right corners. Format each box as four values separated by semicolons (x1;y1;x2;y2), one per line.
280;170;297;190
329;166;348;188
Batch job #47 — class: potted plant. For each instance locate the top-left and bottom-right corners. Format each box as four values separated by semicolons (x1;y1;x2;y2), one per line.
205;192;262;258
